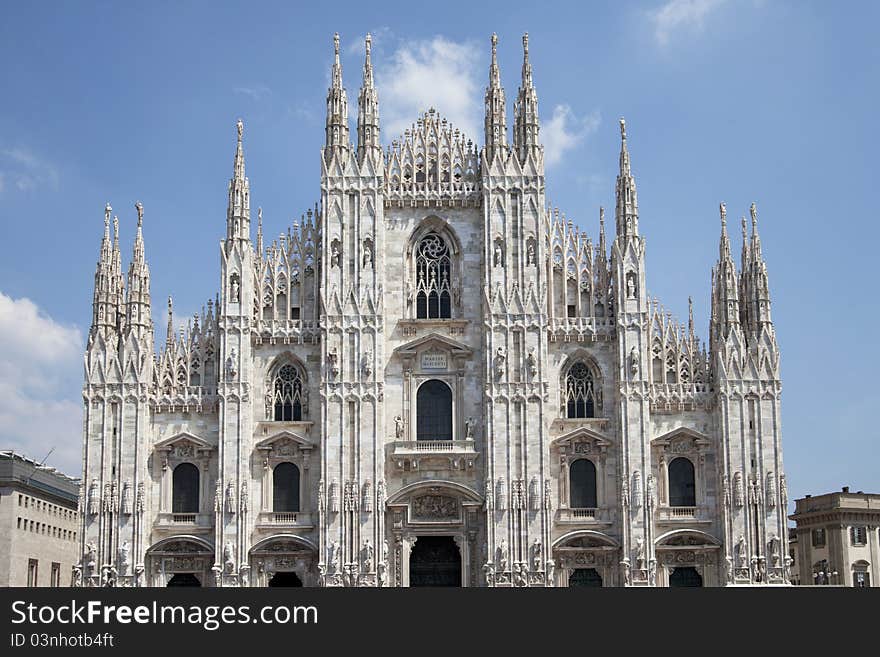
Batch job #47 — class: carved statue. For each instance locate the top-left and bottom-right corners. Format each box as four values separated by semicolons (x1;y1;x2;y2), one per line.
626;273;636;300
362;539;374;572
733;472;744;507
526;349;537;378
494;346;506;380
329;479;339;513
494;241;504;267
735;535;747;569
646;474;656;508
496;477;507;511
85;542;97;574
327;348;339;379
328;541;341;574
513;562;527;587
634;538;645;570
497;538;509;573
394;415;404;439
768;535;781;566
362;241;373;268
465;416;475;439
527;242;535;265
120;481;132;515
225;482;235;514
118;541;130;574
224;541;235;572
531;539;542;572
766;472;777;508
225;348;237;380
779;473;788;507
330;242;340;268
631;470;642;509
230;276;240;302
87;479;99;516
362;350;372;378
629;345;639;377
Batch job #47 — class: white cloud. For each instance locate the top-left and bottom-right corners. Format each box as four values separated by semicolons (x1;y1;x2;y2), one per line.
542;105;601;168
649;0;727;47
233;85;273;102
0;147;59;196
375;36;482;143
0;291;83;476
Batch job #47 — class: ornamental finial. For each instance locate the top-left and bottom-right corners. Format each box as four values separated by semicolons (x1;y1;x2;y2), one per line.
236;118;243;141
619;117;627;140
719;202;727;226
135;201;143;227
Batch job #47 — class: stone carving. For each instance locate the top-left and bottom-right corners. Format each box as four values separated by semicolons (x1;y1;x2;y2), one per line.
328;479;339;513
766;471;777;508
631;470;642;509
230;273;240;302
225;348;237;380
511;479;525;510
634;537;645;570
722;477;730;509
362;240;373;268
362;480;373;513
239;482;248;513
136;482;144;513
779;473;788;507
120;481;132;515
484;480;494;510
412;494;457;519
361;350;372;378
530;539;542;572
87;479;99;516
223;541;235;572
213;481;222;513
646;474;656;508
528;476;540;511
465;416;475;439
629;345;639;377
343;480;357;512
328;541;341;575
118;541;131;574
496;477;507;511
733;472;744;507
494;240;504;267
330;240;340;268
735;535;747;569
493;346;506;379
327;347;339;379
497;538;509;572
626;272;636;300
513;562;527;586
376;480;386;511
526;349;537;378
85;542;97;575
225;482;235;514
768;535;781;566
527;241;536;265
361;539;374;572
543;479;552;510
394;415;404;439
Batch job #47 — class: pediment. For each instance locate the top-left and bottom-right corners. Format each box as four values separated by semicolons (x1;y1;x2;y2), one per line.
154;431;213;452
394;332;473;359
552;426;612;450
255;430;312;453
651;427;711;449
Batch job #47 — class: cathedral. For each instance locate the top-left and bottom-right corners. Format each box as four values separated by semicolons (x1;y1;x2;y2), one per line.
77;32;789;587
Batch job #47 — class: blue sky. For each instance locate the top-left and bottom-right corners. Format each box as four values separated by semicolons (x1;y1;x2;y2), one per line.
0;1;877;507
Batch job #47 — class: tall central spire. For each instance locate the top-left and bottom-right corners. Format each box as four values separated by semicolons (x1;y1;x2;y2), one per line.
615;118;639;239
513;33;541;164
127;201;152;333
711;202;741;344
357;33;381;165
484;33;508;162
226;118;250;243
325;32;350;161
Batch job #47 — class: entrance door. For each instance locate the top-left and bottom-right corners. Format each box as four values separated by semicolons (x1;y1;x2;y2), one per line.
669;567;703;587
409;536;461;587
167;573;201;587
569;568;603;587
268;571;303;587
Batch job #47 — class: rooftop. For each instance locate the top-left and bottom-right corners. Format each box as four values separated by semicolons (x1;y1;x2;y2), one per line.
0;450;80;506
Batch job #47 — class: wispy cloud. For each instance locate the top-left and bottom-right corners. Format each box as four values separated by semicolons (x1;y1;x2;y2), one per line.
0;291;83;476
649;0;727;47
542;105;601;168
375;35;482;142
233;85;273;102
0;147;59;195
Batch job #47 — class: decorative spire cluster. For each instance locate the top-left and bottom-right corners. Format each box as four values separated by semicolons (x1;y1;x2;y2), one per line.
739;202;772;336
325;33;350;160
357;33;381;165
513;33;541;163
615;118;639;238
484;33;508;162
227;118;250;243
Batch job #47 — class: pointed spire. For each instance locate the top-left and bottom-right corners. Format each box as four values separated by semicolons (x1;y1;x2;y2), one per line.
126;201;152;334
357;32;381;165
166;296;174;347
91;203;117;337
719;202;730;260
325;32;350;160
513;33;541;164
256;206;263;257
749;202;763;262
598;206;607;257
741;201;773;334
615;118;639;239
484;33;508;162
226;118;250;243
712;201;741;343
688;295;695;342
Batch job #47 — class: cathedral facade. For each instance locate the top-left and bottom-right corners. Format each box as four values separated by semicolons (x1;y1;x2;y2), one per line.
77;33;789;587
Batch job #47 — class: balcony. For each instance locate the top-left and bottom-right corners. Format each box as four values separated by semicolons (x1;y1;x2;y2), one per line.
656;506;711;524
391;439;478;471
256;511;314;530
556;507;612;526
154;512;212;532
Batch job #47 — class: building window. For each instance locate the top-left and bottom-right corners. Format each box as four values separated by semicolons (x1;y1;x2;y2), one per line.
27;559;38;587
171;463;200;513
564;362;596;418
416;380;453;441
51;563;61;587
850;526;867;546
569;459;597;508
272;462;301;513
811;528;826;547
668;457;696;507
415;232;452;319
269;363;305;421
852;563;870;588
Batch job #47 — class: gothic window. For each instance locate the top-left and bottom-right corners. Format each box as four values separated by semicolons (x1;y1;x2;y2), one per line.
172;463;199;513
668;457;696;507
564;362;596;418
269;363;305;421
415;233;452;319
272;462;300;512
416;380;452;441
570;459;597;508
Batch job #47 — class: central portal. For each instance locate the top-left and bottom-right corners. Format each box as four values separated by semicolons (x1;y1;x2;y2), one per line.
409;536;461;587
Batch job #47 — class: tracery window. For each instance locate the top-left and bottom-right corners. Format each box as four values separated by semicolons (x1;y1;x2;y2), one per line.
415;233;452;319
564;362;596;418
269;363;304;421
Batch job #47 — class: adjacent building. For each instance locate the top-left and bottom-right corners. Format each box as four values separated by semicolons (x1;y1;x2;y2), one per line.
789;487;879;587
78;33;789;587
0;451;80;587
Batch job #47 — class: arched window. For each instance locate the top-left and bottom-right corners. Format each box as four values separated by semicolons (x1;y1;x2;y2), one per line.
273;462;300;512
668;457;696;507
416;380;452;441
172;463;199;513
564;362;596;418
269;363;304;421
415;233;452;319
570;459;598;508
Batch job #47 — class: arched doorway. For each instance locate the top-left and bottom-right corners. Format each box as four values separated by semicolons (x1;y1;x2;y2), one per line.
268;571;303;587
669;567;703;587
409;536;461;587
568;568;603;587
167;573;201;587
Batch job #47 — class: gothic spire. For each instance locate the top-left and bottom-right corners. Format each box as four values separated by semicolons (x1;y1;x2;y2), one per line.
325;32;350;161
226;118;251;243
256;206;263;258
615;118;639;239
357;33;381;165
91;203;117;337
126;201;152;334
741;202;773;334
166;296;174;348
484;33;508;162
513;33;541;164
711;202;741;343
